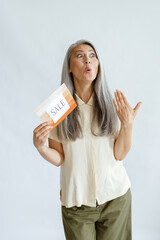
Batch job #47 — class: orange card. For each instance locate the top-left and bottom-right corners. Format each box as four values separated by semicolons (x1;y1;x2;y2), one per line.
34;83;77;130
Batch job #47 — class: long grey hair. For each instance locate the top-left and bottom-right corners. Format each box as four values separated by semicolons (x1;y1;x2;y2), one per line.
56;39;120;141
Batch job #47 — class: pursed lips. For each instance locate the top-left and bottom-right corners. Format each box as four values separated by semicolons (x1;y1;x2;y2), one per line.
85;67;92;72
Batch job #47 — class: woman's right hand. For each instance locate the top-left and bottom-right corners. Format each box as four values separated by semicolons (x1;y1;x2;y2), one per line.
33;121;54;151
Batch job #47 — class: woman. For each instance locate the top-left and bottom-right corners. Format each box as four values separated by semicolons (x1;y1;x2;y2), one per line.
33;39;142;240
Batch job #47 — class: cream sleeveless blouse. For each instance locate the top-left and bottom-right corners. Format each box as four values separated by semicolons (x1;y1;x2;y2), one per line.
49;92;131;208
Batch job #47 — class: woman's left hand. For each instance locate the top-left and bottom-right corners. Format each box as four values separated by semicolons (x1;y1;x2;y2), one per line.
113;89;142;127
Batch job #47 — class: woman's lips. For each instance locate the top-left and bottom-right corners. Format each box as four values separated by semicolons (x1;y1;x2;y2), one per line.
85;67;92;73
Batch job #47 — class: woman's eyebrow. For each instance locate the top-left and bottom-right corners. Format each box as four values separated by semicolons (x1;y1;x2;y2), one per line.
75;49;95;54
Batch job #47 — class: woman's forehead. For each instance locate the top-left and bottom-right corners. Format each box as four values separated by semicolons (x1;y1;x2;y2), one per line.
72;44;95;53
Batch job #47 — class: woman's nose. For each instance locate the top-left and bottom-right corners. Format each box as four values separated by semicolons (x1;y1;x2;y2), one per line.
85;57;90;64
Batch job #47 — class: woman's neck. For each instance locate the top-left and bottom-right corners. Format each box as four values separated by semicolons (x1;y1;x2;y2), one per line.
75;84;93;104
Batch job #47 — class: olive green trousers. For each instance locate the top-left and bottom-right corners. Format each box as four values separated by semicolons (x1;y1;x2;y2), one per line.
61;188;132;240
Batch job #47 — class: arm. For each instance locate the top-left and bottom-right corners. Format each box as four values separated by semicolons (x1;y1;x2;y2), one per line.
33;121;64;167
38;139;64;167
113;123;133;160
113;89;142;161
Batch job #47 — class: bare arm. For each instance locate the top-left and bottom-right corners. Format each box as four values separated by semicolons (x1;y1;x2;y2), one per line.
33;121;64;167
38;141;64;167
113;89;142;161
113;123;133;160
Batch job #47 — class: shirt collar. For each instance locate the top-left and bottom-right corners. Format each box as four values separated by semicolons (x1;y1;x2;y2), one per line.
75;92;94;106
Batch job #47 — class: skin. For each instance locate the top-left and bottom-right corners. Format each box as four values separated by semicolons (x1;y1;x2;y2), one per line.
33;121;53;151
113;90;142;160
33;43;142;163
33;44;99;157
33;121;64;167
69;44;99;104
113;90;142;128
69;44;142;160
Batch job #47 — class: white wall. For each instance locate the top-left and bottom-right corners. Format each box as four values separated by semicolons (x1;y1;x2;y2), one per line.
1;0;160;239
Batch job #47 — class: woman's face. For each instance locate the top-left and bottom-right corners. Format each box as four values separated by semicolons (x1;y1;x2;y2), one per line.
69;44;99;85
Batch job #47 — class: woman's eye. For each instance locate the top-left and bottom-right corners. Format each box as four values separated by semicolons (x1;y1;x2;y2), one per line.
91;53;96;57
76;53;96;58
77;54;83;58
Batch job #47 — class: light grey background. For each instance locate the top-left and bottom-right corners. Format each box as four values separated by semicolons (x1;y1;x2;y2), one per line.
1;0;160;239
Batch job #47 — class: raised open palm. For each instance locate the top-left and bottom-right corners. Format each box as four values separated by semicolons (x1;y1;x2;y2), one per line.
113;89;142;127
